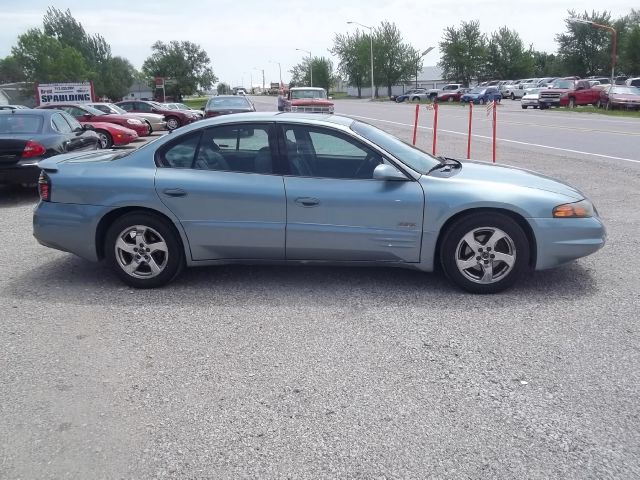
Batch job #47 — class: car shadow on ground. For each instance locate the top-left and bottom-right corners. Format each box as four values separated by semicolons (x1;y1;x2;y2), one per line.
7;253;598;309
0;185;39;208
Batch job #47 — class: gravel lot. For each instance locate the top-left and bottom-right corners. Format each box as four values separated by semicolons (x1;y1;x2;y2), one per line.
1;102;639;479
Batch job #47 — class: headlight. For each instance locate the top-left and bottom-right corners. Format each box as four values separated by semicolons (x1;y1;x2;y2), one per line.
560;92;569;98
126;119;142;125
553;199;594;218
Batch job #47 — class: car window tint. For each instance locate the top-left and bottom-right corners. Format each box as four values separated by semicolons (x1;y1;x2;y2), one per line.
196;124;273;174
283;125;383;180
118;102;132;111
136;102;153;112
61;112;82;131
51;113;72;133
0;114;43;134
157;131;202;168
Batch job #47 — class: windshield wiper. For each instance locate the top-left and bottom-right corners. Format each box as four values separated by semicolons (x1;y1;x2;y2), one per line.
426;156;462;174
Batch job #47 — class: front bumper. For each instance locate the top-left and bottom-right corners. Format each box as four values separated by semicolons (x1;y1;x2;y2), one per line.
529;216;606;270
521;98;539;106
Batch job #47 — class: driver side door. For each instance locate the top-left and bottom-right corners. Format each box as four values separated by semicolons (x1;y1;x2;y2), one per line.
280;124;425;262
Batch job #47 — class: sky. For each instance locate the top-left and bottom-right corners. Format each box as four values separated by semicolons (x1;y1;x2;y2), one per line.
0;0;634;88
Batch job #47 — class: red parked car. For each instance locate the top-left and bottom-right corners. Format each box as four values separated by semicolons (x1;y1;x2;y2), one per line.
38;104;148;137
115;100;199;131
80;121;138;149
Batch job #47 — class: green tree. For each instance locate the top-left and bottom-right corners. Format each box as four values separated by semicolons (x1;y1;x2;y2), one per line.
531;51;564;77
619;23;640;74
0;56;25;83
555;10;614;77
289;56;333;92
217;82;231;94
438;20;487;85
486;27;534;79
331;31;371;97
142;41;217;100
11;28;89;83
101;56;136;100
373;21;419;97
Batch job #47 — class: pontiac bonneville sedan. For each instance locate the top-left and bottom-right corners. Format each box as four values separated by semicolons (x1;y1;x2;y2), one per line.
33;113;605;293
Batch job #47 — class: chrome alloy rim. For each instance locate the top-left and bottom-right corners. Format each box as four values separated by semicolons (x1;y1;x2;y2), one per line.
455;227;516;284
98;133;109;149
115;225;168;279
166;118;179;130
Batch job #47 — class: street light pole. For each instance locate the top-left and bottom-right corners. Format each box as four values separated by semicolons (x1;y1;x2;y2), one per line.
254;67;265;93
269;60;283;87
415;47;435;89
296;48;312;86
348;21;375;101
569;18;617;84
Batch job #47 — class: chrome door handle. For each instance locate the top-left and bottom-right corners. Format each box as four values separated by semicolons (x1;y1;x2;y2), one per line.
162;188;187;197
295;197;320;207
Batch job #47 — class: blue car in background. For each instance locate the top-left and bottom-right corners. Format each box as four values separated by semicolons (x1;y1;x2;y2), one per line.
461;86;502;104
33;112;605;294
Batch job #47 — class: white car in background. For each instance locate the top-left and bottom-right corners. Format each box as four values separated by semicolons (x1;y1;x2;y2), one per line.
164;102;204;119
521;88;542;109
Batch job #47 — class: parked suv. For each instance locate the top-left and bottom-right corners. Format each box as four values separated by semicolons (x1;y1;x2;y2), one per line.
116;100;199;131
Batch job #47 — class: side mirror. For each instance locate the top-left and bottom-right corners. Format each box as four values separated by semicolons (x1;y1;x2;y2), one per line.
82;123;95;131
373;164;408;181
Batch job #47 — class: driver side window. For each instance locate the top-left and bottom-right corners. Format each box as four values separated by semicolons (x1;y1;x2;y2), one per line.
283;125;383;180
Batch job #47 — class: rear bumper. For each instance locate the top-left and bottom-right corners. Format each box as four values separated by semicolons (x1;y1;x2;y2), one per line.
33;201;108;261
529;216;606;270
0;162;40;185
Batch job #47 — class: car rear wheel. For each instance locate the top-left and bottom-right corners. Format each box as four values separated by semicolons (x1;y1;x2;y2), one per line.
166;116;180;130
145;121;153;135
440;212;530;294
105;213;184;288
96;130;113;149
521;105;527;109
510;93;515;100
412;96;420;102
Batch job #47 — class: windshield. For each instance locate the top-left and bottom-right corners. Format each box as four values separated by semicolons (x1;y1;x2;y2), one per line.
351;120;439;174
0;114;43;134
551;80;574;89
108;104;128;114
176;103;190;110
290;89;327;100
81;105;108;115
611;86;640;95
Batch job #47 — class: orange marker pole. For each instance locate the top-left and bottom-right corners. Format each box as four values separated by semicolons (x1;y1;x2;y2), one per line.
432;102;439;156
467;102;473;159
412;103;420;145
492;101;497;163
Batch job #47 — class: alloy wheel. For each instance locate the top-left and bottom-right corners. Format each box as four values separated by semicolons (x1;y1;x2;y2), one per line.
114;225;169;279
454;227;516;284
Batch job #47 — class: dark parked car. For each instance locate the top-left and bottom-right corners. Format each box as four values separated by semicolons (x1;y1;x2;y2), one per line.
0;109;99;185
203;95;255;118
116;100;200;131
38;103;149;137
460;87;502;104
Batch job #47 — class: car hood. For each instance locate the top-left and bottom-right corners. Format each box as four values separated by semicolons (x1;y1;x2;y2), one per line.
441;160;584;200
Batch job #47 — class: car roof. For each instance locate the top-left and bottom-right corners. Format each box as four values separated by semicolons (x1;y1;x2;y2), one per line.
177;111;354;129
290;87;325;91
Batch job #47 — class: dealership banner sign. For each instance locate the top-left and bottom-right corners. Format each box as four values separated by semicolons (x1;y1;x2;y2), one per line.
36;82;95;106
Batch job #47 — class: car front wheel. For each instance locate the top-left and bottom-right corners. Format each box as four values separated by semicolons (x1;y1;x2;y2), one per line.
440;212;530;294
166;116;180;130
96;130;113;149
105;213;184;288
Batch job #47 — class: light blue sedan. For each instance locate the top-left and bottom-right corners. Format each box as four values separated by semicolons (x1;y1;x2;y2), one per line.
33;113;605;293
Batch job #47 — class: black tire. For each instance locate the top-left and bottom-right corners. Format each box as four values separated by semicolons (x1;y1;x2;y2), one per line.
510;93;515;100
440;212;530;294
412;96;420;102
96;130;113;149
145;121;153;135
480;98;486;105
533;105;539;109
105;212;184;288
521;105;527;109
166;116;181;130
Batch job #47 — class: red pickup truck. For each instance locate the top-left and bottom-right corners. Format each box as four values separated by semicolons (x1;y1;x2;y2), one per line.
538;79;601;109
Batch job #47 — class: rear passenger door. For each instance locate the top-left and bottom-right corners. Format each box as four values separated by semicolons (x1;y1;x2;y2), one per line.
154;122;286;261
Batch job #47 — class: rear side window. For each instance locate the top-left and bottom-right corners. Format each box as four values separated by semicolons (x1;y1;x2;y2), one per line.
157;131;202;168
51;113;73;133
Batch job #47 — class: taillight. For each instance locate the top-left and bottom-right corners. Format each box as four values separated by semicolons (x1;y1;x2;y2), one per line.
38;171;51;202
23;140;47;159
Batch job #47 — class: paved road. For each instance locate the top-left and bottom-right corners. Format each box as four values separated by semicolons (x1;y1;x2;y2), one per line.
1;100;639;478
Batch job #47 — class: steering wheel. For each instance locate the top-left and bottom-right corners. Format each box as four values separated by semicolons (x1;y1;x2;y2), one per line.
354;153;379;179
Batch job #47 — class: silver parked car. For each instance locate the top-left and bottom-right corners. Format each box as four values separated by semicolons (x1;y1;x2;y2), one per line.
33;113;605;293
88;102;167;134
